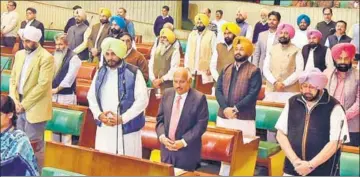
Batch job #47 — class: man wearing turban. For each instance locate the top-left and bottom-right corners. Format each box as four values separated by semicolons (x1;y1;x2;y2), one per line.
117;7;135;38
67;8;91;61
215;36;262;176
210;22;241;82
293;14;311;49
275;68;349;176
301;29;334;71
235;8;253;42
324;43;359;147
87;37;149;158
263;23;304;92
149;28;180;92
10;26;54;169
88;8;112;64
64;5;89;33
108;15;126;39
184;13;217;94
325;20;352;49
252;8;269;44
192;8;218;37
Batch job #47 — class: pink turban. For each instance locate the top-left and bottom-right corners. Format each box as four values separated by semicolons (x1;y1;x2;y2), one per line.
276;23;295;39
237;8;248;20
331;43;356;61
307;29;322;39
298;68;328;90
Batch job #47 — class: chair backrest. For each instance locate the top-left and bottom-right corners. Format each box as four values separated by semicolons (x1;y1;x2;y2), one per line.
1;70;11;93
137;46;151;60
340;146;360;176
141;118;235;163
76;63;97;82
135;35;142;44
1;56;12;70
46;107;84;136
207;99;219;122
41;167;85;176
76;83;90;106
255;105;283;132
44;30;62;42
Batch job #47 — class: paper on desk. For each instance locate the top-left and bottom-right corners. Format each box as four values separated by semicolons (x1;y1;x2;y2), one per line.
174;168;187;176
263;92;298;103
201;72;214;84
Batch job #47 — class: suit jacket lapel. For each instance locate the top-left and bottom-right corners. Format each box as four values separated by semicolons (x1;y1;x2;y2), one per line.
177;89;194;133
166;90;176;132
23;47;41;85
262;31;269;51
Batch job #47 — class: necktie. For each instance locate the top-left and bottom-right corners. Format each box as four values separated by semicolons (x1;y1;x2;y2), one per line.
168;95;182;141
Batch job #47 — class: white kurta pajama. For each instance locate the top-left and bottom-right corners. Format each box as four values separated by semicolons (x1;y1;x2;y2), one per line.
87;65;149;158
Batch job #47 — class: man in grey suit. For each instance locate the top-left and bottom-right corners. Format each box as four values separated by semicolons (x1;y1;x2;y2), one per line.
156;67;209;171
252;11;281;73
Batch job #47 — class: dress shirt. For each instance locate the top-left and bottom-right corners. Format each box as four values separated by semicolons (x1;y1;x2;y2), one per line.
18;48;38;94
265;31;276;56
1;10;19;37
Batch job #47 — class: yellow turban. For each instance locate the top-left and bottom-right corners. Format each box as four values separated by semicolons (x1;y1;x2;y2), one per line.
100;8;112;18
194;13;210;27
160;28;176;44
232;36;254;56
101;37;127;59
221;22;241;36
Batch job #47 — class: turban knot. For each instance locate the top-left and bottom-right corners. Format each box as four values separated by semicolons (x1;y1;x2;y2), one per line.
194;13;210;27
101;37;127;59
221;22;241;36
307;29;322;39
276;23;295;39
299;68;328;90
232;36;254;56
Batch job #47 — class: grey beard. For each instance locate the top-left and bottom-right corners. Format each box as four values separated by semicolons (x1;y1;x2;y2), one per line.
155;43;169;56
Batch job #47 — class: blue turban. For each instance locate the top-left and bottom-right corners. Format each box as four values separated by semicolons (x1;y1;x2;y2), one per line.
110;16;126;29
297;14;311;25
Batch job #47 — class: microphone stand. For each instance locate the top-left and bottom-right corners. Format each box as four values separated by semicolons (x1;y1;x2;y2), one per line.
330;120;344;176
116;92;125;156
1;58;10;73
332;135;347;176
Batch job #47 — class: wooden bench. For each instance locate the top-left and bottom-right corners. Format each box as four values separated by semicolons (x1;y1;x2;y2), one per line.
141;118;260;176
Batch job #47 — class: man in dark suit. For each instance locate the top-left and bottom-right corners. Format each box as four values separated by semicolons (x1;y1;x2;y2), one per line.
156;67;209;171
19;7;44;49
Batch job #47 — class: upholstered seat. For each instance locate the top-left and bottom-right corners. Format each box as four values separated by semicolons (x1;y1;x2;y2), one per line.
41;167;84;176
207;99;219;123
44;30;62;42
137;46;152;60
255;105;283;132
76;64;97;82
46;108;84;136
1;71;11;93
1;56;12;70
76;84;90;106
258;141;281;159
340;152;360;176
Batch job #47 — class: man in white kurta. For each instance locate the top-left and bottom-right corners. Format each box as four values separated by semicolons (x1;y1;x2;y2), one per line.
293;14;311;49
87;37;149;158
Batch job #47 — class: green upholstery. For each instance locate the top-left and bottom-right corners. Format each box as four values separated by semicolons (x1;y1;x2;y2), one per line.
260;0;274;5
41;167;85;176
46;108;84;136
207;99;219;122
179;40;187;53
340;152;360;176
146;79;152;88
255;105;283;131
44;30;62;42
258;141;281;159
1;72;11;93
1;56;12;70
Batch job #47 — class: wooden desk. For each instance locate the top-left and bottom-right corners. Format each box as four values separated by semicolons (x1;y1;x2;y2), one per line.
181;171;218;176
44;141;175;176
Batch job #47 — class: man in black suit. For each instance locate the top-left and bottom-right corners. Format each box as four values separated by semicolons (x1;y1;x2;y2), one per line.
156;67;209;171
19;7;44;49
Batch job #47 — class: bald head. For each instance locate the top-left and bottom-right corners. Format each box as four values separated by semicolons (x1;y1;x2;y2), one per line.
163;22;174;31
173;67;192;95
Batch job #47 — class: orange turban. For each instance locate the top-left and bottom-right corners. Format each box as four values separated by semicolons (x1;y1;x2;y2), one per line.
232;36;254;56
221;22;241;36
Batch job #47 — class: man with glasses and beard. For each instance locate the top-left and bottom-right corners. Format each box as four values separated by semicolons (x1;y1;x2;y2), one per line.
51;33;81;145
149;28;180;91
9;26;54;169
88;8;112;64
263;23;304;92
67;8;91;61
215;36;262;176
87;37;148;157
275;68;349;176
325;43;359;147
302;29;334;72
210;22;241;82
293;14;311;49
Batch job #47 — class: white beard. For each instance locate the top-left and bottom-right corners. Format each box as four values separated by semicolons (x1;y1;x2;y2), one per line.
155;42;170;56
53;50;66;76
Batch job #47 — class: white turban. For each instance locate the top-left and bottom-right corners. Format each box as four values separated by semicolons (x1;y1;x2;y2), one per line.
19;26;42;42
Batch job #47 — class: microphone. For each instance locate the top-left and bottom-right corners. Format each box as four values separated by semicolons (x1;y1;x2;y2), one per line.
89;15;94;26
330;119;345;176
329;28;336;35
48;22;53;29
116;79;126;155
333;135;347;176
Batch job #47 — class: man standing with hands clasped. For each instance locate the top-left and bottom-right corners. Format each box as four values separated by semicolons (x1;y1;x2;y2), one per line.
156;67;209;171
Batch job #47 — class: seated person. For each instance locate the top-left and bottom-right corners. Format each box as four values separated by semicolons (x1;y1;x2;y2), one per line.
0;95;39;176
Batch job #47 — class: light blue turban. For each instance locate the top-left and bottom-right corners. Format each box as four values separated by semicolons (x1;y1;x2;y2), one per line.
297;14;311;25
